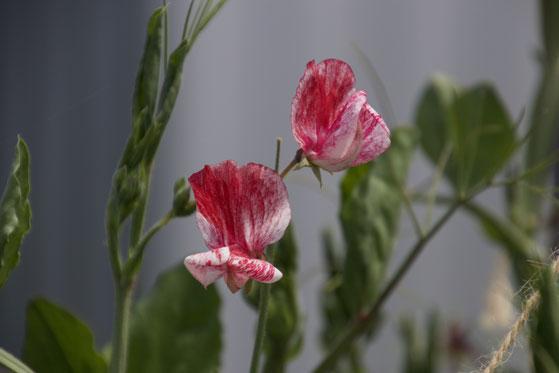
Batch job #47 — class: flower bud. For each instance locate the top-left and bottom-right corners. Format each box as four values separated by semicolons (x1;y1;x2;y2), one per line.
172;177;196;217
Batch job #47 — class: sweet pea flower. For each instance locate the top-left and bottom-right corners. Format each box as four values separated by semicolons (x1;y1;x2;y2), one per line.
184;160;291;293
291;59;391;172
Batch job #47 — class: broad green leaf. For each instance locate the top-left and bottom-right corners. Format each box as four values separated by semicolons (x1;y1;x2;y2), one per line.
0;136;31;288
243;224;303;373
532;267;559;371
452;84;516;193
415;74;460;170
126;264;221;373
0;348;34;373
22;298;106;373
416;78;516;195
340;127;417;314
132;7;164;137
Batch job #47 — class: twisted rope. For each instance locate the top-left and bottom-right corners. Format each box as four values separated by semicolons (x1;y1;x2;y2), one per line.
480;258;559;373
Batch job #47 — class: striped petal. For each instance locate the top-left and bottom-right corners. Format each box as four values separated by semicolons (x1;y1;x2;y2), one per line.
351;103;391;166
228;250;282;284
184;246;230;288
308;91;366;172
189;161;291;256
291;59;356;152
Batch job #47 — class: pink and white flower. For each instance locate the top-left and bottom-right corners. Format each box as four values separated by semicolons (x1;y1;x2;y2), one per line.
184;160;291;293
291;59;391;172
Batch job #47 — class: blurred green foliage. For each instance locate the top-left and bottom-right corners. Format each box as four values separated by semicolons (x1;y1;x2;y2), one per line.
0;137;30;288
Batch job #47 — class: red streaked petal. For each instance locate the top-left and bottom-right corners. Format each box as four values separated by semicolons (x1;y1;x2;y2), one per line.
291;59;356;151
228;252;283;284
351;103;391;166
225;270;249;293
309;91;366;172
184;246;230;288
189;161;291;255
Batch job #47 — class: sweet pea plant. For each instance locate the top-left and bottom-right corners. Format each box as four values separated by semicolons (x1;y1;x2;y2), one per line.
1;1;559;373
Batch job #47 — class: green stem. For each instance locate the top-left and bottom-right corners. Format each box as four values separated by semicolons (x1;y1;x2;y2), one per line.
0;348;34;373
129;168;152;249
249;246;275;373
312;200;463;373
275;138;282;173
109;283;134;373
279;158;298;180
162;0;168;72
106;199;122;281
122;211;174;280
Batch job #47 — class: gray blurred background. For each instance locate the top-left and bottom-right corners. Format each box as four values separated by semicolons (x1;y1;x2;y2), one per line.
0;1;539;372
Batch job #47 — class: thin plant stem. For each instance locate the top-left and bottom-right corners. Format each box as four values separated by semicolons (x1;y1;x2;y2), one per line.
275;138;282;173
280;157;298;180
111;167;152;373
312;200;463;373
0;348;34;373
249;253;273;373
182;0;195;41
424;142;452;230
385;145;423;239
247;139;283;373
109;283;134;373
106;199;122;281
162;0;168;72
122;211;174;280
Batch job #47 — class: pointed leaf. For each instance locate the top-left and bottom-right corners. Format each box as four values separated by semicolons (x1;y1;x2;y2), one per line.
22;298;106;373
132;7;164;136
311;165;322;188
156;41;190;127
0;136;31;288
126;264;221;373
415;77;516;195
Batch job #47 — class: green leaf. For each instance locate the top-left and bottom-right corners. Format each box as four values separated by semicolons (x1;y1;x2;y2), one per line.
0;348;34;373
311;165;323;188
0;136;31;288
156;41;190;128
126;264;221;373
22;298;106;373
416;77;516;196
243;224;303;373
340;127;417;314
532;267;559;371
415;74;460;171
320;128;417;371
132;7;164;137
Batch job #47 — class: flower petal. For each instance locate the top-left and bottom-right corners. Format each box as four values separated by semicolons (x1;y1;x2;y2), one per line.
189;161;291;255
351;103;391;166
308;91;366;172
291;59;356;152
228;251;283;284
184;246;230;288
225;270;249;293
